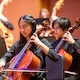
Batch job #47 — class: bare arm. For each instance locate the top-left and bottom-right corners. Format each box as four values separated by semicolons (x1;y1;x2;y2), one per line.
0;1;8;21
51;0;64;22
0;0;5;14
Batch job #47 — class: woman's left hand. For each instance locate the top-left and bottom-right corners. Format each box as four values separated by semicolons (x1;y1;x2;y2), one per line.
62;31;75;44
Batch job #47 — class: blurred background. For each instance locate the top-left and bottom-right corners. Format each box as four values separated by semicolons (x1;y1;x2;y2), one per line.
2;0;80;42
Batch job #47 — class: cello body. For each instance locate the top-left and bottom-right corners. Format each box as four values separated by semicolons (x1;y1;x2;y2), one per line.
58;48;72;70
8;50;40;80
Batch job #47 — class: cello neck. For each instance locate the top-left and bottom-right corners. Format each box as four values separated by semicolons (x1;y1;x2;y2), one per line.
9;39;31;68
55;39;63;53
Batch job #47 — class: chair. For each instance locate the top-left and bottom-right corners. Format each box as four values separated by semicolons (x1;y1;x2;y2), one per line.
46;54;64;80
0;37;7;58
0;37;7;80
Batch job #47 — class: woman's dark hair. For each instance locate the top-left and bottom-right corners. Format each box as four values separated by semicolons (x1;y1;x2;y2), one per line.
18;14;36;44
52;17;71;31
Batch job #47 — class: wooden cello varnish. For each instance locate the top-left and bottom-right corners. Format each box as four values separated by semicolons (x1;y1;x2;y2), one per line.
8;50;40;80
58;48;73;70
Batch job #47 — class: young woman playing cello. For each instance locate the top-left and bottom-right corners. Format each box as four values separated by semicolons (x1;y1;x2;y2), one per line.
51;17;80;80
0;14;58;80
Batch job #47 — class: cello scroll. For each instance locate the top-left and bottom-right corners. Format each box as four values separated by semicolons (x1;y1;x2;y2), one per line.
68;18;80;33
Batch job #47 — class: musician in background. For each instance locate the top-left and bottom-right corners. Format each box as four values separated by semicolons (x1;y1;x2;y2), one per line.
51;17;80;80
0;0;14;50
38;0;64;37
0;0;13;29
0;14;58;80
39;8;50;19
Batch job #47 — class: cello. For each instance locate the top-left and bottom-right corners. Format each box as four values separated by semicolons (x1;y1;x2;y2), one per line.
3;27;45;80
55;18;80;70
0;21;14;50
39;19;53;37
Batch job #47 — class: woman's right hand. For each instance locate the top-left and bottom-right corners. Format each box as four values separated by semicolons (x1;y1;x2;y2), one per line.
0;59;5;70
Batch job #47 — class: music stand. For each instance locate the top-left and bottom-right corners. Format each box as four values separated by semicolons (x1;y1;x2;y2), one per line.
39;36;55;43
35;18;50;25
